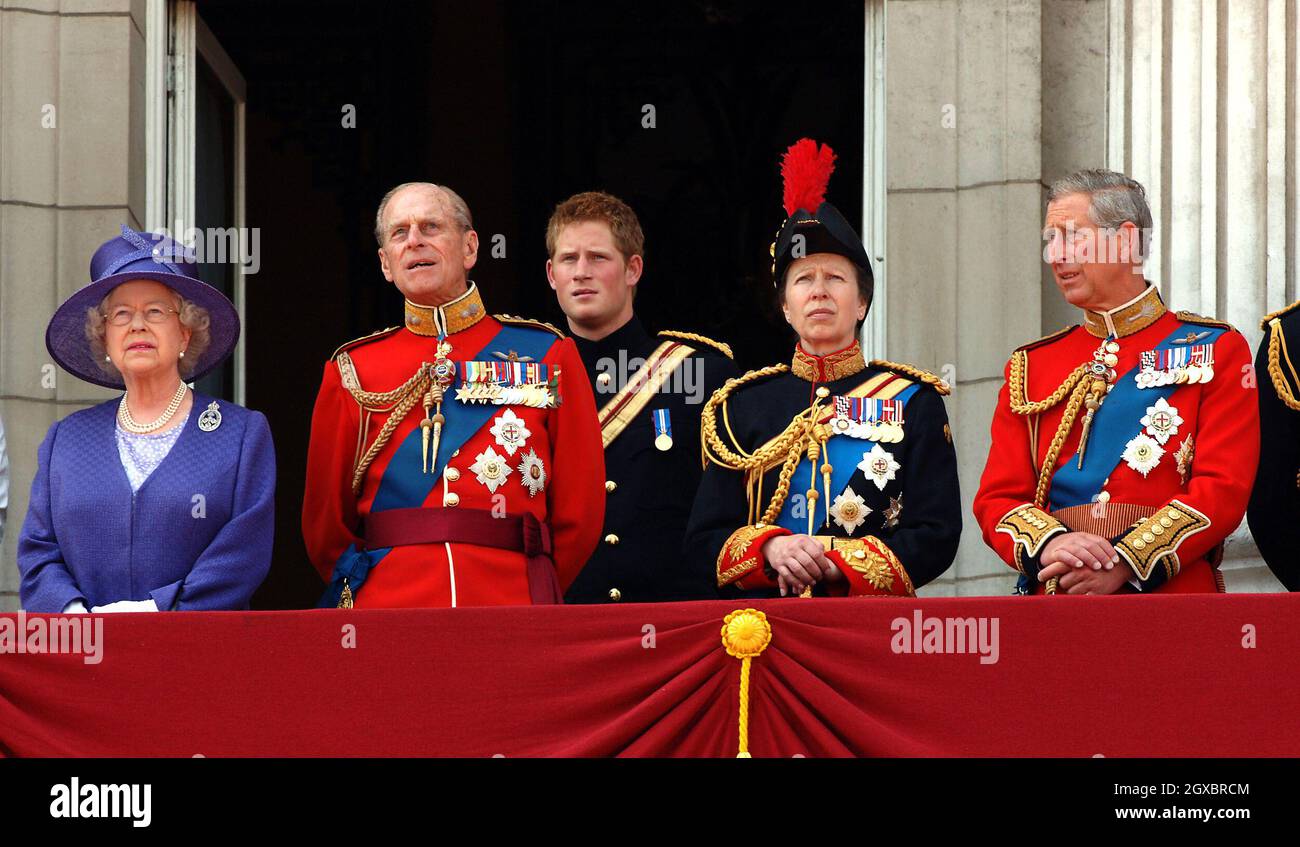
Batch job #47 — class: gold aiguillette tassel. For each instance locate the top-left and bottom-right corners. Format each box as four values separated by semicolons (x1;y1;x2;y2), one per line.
420;391;435;474
1075;379;1106;468
429;406;446;474
338;578;354;609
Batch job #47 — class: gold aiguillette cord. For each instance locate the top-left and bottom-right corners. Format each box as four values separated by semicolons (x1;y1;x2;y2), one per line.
421;340;455;474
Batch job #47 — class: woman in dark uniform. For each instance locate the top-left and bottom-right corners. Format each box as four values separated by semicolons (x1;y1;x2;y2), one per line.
685;139;961;598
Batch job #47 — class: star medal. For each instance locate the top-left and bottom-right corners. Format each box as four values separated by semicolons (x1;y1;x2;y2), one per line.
1174;436;1194;486
858;443;900;491
470;446;512;493
1122;432;1164;477
828;486;871;534
490;409;531;456
883;494;904;529
517;449;546;497
1140;397;1183;445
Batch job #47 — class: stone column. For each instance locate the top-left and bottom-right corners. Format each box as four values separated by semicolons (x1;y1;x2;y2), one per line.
0;0;147;610
887;0;1047;595
1109;0;1298;591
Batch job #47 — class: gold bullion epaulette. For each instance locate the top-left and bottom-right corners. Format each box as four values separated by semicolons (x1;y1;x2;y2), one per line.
1261;299;1300;329
658;330;734;360
494;314;566;339
1263;306;1300;412
1175;310;1236;333
869;359;951;395
1014;325;1075;354
330;326;400;360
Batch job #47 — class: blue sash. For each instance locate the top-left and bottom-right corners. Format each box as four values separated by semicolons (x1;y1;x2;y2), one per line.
773;382;921;534
318;324;558;607
1048;323;1225;510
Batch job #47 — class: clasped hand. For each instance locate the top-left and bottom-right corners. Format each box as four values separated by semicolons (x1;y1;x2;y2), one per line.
761;534;844;596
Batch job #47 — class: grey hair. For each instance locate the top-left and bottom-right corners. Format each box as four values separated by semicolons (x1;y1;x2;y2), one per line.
1046;168;1153;258
86;289;211;380
373;182;474;245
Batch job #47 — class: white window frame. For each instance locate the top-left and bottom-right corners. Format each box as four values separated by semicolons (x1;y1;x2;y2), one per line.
144;0;248;405
861;0;887;360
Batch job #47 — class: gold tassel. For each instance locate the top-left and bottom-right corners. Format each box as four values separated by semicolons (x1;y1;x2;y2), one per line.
337;578;354;610
721;609;773;758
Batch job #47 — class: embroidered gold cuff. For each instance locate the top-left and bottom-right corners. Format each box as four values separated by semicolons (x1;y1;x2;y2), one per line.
717;523;782;587
995;504;1067;571
1113;499;1211;582
825;537;914;597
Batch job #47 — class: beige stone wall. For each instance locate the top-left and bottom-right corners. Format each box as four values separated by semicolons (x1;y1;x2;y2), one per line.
0;0;147;611
888;0;1055;596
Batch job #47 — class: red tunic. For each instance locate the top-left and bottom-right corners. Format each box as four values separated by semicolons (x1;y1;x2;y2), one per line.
303;289;605;607
973;289;1259;593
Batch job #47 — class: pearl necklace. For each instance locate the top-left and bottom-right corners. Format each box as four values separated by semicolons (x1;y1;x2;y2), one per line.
118;382;188;434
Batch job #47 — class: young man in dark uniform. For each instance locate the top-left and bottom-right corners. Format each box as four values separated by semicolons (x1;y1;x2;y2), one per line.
1248;301;1300;591
547;191;737;603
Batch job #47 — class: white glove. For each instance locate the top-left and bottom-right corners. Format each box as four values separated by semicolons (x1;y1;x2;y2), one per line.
90;599;159;613
61;600;88;614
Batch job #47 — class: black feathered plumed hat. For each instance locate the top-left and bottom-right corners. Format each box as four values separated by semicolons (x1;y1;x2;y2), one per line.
770;138;873;303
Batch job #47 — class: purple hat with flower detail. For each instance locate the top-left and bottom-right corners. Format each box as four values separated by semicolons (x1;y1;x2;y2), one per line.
45;225;241;389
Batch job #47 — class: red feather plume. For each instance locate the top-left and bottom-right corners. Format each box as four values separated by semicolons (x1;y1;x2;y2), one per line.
781;138;836;217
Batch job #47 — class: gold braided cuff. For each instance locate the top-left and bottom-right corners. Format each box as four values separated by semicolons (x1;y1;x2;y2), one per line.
1113;500;1211;583
825;537;915;597
717;523;789;588
995;504;1067;573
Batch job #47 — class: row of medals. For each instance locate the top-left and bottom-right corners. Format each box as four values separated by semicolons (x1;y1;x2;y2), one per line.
830;416;905;443
1135;361;1214;388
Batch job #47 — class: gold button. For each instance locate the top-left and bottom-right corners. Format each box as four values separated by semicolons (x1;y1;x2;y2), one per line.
608;588;621;601
1150;524;1164;536
451;449;460;458
1159;517;1173;528
445;467;460;482
604;534;619;545
816;387;830;398
1167;509;1182;521
1141;531;1155;543
853;550;866;560
1133;539;1147;550
444;492;460;507
597;372;612;387
605;480;617;493
1097;491;1110;504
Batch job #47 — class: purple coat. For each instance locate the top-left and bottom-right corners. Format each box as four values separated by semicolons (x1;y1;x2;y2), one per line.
17;394;275;612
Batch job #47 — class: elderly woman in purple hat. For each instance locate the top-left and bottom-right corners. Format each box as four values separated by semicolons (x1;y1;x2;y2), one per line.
17;226;275;612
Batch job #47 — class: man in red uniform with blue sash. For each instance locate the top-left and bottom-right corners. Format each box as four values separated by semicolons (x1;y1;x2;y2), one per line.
303;182;605;607
974;170;1259;594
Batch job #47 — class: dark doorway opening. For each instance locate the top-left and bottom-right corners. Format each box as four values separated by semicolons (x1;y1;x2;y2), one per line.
199;0;864;609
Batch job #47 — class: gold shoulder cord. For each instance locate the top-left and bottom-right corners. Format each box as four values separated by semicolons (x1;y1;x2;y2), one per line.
659;330;734;360
1007;353;1092;510
701;364;837;527
1265;319;1300;412
869;359;951;395
336;351;433;495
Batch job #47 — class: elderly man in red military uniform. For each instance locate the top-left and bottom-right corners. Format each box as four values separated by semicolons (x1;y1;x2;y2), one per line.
973;169;1258;594
303;182;605;607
